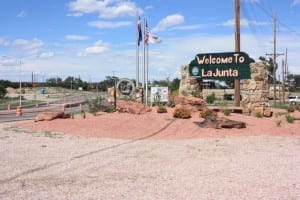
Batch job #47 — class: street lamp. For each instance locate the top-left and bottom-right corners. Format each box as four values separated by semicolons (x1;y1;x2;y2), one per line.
19;60;22;107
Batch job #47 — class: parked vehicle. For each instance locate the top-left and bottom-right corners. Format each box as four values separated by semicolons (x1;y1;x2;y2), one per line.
288;96;300;105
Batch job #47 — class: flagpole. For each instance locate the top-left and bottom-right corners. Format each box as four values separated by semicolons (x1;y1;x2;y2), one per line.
143;18;146;102
146;41;149;106
136;12;139;88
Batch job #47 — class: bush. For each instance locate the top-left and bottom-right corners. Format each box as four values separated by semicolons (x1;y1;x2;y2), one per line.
104;107;116;113
200;107;217;119
157;105;168;113
295;104;300;111
222;109;231;116
87;96;106;114
286;105;295;112
206;92;216;104
285;113;294;123
173;108;191;119
255;111;263;118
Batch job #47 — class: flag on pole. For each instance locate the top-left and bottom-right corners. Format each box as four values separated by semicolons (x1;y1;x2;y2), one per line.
149;34;162;44
144;20;161;45
137;16;142;46
144;20;149;45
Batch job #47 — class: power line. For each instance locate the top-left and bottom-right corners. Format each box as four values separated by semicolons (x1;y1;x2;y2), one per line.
253;1;300;38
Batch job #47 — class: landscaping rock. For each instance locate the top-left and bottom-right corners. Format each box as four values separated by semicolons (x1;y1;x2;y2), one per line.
116;100;151;114
35;111;70;122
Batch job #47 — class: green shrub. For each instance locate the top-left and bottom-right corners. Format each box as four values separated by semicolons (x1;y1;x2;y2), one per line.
87;96;106;114
295;104;300;111
222;109;231;116
173;108;191;119
285;113;294;123
104;107;116;113
206;92;216;104
255;111;263;118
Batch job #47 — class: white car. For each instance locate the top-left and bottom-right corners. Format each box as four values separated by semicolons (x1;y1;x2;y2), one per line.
288;96;300;105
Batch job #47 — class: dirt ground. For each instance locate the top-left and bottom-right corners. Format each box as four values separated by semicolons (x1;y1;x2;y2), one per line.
0;108;300;199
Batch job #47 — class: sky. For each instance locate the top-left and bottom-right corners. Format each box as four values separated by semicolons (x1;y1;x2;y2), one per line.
0;0;300;83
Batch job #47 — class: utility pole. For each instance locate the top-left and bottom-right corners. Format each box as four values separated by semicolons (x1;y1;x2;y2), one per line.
234;0;241;107
266;11;283;107
282;59;285;103
284;48;288;90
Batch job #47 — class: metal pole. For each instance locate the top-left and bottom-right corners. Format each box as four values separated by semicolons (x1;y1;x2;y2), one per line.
145;42;149;106
19;60;22;107
142;18;146;102
136;12;140;87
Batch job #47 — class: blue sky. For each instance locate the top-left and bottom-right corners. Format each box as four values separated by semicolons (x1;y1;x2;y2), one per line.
0;0;299;82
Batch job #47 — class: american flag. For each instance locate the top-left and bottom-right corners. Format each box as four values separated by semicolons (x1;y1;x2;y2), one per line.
144;21;149;45
137;16;142;46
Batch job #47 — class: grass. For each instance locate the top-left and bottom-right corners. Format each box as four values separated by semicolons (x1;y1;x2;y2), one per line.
0;98;42;110
44;131;63;138
3;126;63;138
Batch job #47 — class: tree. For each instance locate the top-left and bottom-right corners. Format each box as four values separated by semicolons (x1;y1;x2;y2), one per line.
170;78;180;91
97;76;119;92
0;80;12;99
45;77;63;87
259;56;277;84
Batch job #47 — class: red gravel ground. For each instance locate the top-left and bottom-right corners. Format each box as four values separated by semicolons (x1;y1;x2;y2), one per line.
17;107;300;140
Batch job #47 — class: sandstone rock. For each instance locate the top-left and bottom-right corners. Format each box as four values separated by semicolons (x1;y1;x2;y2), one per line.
196;117;246;129
116;100;151;114
174;96;205;112
247;80;257;90
263;107;273;117
35;111;70;122
241;61;270;116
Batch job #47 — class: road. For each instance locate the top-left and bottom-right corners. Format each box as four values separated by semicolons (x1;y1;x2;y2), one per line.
0;92;107;123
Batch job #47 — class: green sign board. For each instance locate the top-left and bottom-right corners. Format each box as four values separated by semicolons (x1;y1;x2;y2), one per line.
189;52;254;80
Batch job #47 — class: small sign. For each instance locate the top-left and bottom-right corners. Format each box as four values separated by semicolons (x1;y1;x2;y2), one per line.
116;79;135;96
189;52;254;80
151;87;168;103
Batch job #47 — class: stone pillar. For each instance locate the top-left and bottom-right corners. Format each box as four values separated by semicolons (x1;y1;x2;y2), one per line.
241;62;272;116
179;64;202;96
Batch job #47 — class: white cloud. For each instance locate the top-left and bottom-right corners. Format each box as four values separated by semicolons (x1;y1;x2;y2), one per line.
221;18;269;26
12;38;44;55
0;38;9;46
88;20;132;28
79;40;110;56
39;52;54;58
0;56;17;66
292;0;300;6
145;5;154;10
67;0;141;19
65;34;89;40
169;24;203;31
152;14;184;33
17;10;27;18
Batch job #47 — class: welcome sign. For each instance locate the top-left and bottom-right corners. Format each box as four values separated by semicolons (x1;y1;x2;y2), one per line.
189;52;254;80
